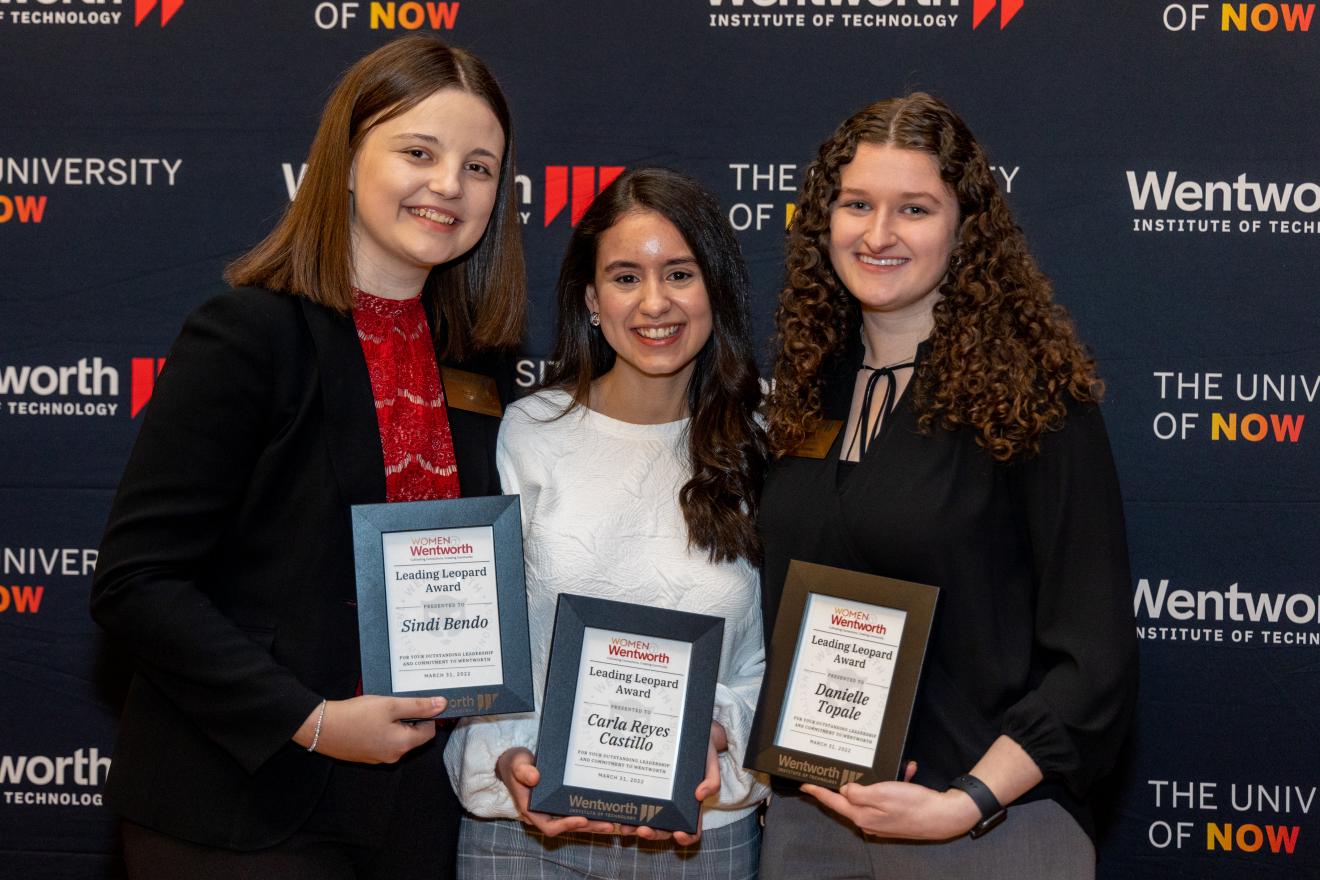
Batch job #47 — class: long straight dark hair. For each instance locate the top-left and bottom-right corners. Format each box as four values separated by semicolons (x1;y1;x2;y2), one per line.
543;167;767;565
226;34;525;359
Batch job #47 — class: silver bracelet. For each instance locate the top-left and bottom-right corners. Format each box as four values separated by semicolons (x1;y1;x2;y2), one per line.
307;699;328;753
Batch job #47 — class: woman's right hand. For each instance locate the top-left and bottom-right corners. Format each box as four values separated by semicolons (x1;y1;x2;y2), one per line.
293;695;446;764
495;747;618;837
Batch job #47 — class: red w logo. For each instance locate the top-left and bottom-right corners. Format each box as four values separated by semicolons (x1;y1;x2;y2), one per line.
131;357;166;417
135;0;185;27
973;0;1023;29
544;166;625;227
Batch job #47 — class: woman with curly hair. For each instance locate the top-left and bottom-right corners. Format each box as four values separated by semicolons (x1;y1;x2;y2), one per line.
446;167;768;879
757;93;1137;878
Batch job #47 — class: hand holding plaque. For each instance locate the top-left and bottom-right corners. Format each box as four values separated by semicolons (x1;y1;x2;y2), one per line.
527;594;724;835
495;746;618;837
351;496;534;719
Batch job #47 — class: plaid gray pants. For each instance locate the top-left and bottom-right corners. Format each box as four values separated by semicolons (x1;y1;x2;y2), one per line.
760;793;1094;880
457;813;760;880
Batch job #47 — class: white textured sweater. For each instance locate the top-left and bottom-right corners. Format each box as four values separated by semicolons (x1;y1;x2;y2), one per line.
444;389;768;829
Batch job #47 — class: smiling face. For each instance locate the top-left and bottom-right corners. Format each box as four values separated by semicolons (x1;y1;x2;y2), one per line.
827;142;960;325
349;87;504;298
585;209;714;392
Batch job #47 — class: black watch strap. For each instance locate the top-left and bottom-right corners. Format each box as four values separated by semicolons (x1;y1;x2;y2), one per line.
947;774;1007;838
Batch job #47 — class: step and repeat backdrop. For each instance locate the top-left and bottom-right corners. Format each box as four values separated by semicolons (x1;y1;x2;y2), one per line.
2;1;1317;877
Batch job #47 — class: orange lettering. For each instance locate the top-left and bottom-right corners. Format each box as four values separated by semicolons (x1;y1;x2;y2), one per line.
1252;3;1279;29
15;195;47;223
398;2;423;28
1280;3;1315;29
1211;412;1236;440
10;585;43;613
1270;413;1304;441
1240;413;1268;441
1223;3;1249;29
428;1;459;28
1236;823;1264;852
1266;824;1300;854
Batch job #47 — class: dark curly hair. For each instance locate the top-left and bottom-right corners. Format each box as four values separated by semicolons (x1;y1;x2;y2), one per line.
767;92;1102;462
543;167;767;564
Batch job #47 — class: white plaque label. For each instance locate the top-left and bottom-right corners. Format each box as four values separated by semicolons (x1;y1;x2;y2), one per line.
561;627;692;801
774;592;907;764
381;525;503;693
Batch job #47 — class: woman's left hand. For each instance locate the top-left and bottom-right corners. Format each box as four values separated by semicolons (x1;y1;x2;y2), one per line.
638;721;723;845
800;761;981;841
580;722;725;844
661;720;725;846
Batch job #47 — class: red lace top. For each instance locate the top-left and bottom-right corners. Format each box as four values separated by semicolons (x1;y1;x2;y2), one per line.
351;289;461;503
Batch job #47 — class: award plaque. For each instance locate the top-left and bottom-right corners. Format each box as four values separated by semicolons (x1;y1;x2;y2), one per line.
351;496;534;719
529;594;724;834
747;560;938;789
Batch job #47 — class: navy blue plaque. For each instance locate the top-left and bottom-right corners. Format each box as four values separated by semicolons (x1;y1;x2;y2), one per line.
351;496;533;719
530;594;724;834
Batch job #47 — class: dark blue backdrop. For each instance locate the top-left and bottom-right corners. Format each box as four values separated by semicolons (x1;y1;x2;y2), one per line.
3;2;1318;876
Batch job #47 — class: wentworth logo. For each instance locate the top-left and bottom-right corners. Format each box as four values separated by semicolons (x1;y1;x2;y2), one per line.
1126;171;1320;213
973;0;1023;29
0;749;110;786
131;357;165;417
544;166;624;226
134;0;185;27
777;752;841;781
567;793;638;817
1134;578;1320;625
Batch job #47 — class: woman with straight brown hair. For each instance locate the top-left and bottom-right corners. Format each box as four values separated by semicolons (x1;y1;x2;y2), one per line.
91;34;524;879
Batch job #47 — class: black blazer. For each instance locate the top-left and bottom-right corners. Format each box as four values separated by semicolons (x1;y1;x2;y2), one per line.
90;287;508;849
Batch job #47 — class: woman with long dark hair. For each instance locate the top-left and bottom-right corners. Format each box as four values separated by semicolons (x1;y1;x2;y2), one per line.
446;167;767;879
90;35;524;878
758;93;1137;878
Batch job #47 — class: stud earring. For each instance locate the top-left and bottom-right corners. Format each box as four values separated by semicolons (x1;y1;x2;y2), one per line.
589;312;601;327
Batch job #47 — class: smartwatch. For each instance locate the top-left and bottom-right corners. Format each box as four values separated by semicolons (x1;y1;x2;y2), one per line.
947;774;1007;838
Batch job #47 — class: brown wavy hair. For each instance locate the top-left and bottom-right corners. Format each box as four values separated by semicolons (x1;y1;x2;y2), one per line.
226;35;525;359
543;168;767;565
768;92;1101;462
